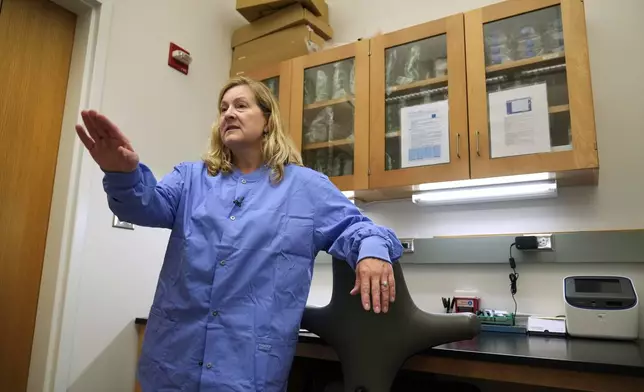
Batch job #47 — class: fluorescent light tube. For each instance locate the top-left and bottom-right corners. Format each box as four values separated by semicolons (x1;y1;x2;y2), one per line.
342;191;355;199
416;172;553;192
412;180;557;206
341;190;362;209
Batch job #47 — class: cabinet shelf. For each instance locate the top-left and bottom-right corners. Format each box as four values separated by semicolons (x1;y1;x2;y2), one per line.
549;104;569;114
385;131;401;138
302;138;354;151
485;52;565;74
387;75;448;94
304;96;353;110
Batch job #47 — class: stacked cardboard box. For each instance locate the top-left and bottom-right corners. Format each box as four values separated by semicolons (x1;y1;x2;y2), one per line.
231;0;332;76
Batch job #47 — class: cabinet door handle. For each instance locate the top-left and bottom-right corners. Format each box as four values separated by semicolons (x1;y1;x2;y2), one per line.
476;131;481;156
456;133;461;159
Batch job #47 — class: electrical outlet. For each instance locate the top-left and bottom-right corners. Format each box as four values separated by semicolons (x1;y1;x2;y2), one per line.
400;239;414;253
524;233;553;250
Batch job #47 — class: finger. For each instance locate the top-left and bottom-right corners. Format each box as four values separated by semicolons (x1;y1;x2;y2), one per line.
350;274;360;296
371;275;381;314
96;112;130;143
117;146;137;161
81;110;101;141
380;271;390;313
388;267;396;303
360;269;370;311
75;124;95;150
89;110;109;140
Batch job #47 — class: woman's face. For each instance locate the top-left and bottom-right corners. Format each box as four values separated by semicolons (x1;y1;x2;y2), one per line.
219;85;267;151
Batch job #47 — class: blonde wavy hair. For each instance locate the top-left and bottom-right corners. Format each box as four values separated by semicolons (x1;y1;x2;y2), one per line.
203;76;303;183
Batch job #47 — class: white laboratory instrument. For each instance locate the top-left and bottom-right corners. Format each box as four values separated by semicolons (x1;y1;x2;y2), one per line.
564;276;639;340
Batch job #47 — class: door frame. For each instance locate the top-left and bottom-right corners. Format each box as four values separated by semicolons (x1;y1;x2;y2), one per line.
25;1;112;391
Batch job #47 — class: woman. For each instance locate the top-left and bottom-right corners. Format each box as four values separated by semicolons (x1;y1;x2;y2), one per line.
75;76;403;391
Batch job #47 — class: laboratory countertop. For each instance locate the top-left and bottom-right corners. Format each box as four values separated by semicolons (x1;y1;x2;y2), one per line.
134;318;644;377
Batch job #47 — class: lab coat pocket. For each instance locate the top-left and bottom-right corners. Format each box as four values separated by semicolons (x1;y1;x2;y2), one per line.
140;306;177;363
160;235;186;284
254;338;297;392
281;215;314;258
276;252;311;313
138;360;186;392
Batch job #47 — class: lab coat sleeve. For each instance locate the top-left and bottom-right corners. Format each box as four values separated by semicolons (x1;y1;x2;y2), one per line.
102;162;185;229
310;173;403;269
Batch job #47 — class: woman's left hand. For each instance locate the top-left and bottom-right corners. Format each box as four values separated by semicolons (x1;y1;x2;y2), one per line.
350;258;395;314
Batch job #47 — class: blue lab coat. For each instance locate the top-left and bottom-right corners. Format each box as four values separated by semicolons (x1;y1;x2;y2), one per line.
103;161;403;391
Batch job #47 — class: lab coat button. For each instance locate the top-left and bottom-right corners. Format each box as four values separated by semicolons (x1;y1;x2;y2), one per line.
241;179;247;184
206;363;213;369
230;216;236;221
220;260;226;266
212;310;219;316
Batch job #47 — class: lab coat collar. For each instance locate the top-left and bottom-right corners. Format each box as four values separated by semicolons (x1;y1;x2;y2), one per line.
230;164;270;182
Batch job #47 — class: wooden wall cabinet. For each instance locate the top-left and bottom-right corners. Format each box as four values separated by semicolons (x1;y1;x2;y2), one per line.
247;0;598;197
369;14;469;194
290;40;370;191
465;0;598;180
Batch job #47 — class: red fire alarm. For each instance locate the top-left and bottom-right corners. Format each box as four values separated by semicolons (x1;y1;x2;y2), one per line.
168;42;192;75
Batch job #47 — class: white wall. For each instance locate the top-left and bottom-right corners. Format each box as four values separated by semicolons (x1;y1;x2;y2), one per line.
309;0;644;334
63;0;245;390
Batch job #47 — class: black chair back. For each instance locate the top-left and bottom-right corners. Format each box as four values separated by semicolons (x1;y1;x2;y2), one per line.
301;258;480;392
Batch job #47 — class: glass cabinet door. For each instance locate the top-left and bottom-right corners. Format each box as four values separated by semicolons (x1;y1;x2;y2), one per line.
245;61;292;133
290;41;370;191
261;76;280;99
466;0;597;179
370;15;470;189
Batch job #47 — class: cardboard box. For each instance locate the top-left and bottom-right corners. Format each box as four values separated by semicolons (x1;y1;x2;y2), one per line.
232;3;332;48
236;0;327;22
230;25;325;77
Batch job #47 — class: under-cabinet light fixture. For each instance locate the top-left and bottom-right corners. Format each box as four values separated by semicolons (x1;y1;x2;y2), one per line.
342;190;366;210
416;172;554;192
412;180;558;206
342;191;355;199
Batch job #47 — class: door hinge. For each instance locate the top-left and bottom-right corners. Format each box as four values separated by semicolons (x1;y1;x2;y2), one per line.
368;168;371;175
594;142;597;150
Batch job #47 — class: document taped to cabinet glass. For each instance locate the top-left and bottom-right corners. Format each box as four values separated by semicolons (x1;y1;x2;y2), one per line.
489;83;551;158
400;100;450;168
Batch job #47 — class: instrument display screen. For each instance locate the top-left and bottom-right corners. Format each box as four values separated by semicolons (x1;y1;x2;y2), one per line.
575;278;622;293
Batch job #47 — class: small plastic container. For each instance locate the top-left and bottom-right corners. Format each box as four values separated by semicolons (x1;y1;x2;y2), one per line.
515;25;544;59
486;30;513;65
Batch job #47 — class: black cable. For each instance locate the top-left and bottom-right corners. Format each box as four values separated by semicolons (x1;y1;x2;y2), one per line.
508;243;519;316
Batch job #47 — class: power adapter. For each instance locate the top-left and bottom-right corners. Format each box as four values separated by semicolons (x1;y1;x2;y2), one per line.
506;237;538;317
514;235;538;250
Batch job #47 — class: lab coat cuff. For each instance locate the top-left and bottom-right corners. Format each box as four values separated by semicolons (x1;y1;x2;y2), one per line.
102;164;142;188
358;236;392;265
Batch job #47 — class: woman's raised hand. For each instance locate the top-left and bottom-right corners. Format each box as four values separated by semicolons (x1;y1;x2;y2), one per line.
75;110;139;173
